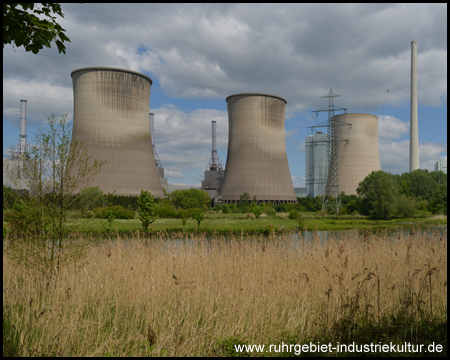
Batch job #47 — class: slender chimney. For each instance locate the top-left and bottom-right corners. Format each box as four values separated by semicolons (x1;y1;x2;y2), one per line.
410;40;419;172
212;120;217;164
20;99;27;154
149;112;155;147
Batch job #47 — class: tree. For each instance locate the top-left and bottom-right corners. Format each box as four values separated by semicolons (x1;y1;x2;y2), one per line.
194;210;204;228
356;170;390;216
3;3;71;54
372;175;398;220
252;206;263;219
137;190;157;230
78;186;105;212
3;114;105;276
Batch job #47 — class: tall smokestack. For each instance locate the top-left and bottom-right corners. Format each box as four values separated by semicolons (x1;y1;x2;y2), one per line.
19;99;27;154
212;120;217;164
410;40;419;172
149;112;155;147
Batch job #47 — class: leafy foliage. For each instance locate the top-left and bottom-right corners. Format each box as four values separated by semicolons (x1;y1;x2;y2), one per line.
3;3;71;54
169;188;210;210
252;206;262;219
137;190;157;230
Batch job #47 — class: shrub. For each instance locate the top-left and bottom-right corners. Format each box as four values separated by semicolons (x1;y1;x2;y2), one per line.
221;204;230;214
252;206;263;219
93;205;135;220
263;207;276;217
157;205;177;218
288;209;300;220
84;210;94;219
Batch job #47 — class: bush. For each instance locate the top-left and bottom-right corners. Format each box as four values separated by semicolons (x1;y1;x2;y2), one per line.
93;205;135;220
221;204;230;214
157;205;177;218
84;210;94;219
252;206;263;219
263;207;276;217
288;209;300;220
275;204;285;212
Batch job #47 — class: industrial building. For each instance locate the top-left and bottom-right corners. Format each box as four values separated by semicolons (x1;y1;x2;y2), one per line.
201;120;224;200
220;93;297;204
71;67;164;197
330;113;381;195
305;131;327;198
435;158;447;174
3;100;31;192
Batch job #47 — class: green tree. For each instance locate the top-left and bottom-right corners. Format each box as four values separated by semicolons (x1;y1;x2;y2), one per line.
3;3;71;54
356;170;390;216
252;206;263;219
194;210;204;228
372;175;398;220
3;114;105;276
137;190;157;230
395;194;417;219
78;186;105;212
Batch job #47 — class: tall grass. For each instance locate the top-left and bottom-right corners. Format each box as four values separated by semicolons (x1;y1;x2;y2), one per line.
3;229;447;356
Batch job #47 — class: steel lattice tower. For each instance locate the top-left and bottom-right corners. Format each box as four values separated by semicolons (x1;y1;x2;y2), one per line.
309;88;347;214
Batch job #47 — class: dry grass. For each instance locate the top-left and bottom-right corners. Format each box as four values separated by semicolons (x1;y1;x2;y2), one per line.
3;228;447;356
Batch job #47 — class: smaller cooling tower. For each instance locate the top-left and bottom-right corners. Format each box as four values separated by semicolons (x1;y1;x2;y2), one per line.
330;113;381;195
220;93;297;204
71;67;164;197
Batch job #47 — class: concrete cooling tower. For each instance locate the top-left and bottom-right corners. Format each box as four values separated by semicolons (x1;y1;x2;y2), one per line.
220;93;297;204
330;113;381;196
71;67;164;197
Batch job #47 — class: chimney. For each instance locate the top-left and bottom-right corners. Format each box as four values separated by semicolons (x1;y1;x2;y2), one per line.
410;40;419;172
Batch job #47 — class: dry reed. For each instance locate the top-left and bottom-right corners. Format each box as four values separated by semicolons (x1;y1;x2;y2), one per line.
3;228;447;356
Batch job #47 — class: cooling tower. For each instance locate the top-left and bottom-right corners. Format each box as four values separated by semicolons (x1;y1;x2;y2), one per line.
330;113;381;196
220;93;297;204
71;67;164;197
410;40;419;172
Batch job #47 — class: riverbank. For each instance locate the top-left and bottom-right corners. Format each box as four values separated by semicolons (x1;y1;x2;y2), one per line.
56;212;447;237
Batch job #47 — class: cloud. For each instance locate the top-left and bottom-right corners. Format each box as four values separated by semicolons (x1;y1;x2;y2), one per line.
379;140;447;174
164;169;185;178
377;115;409;142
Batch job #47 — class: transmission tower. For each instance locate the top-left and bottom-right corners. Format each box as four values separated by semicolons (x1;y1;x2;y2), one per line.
308;88;347;214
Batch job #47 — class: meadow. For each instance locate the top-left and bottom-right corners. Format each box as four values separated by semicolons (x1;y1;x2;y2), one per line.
60;211;447;237
3;228;447;356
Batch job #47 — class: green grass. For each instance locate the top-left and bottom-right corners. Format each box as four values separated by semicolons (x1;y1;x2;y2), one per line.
58;212;447;237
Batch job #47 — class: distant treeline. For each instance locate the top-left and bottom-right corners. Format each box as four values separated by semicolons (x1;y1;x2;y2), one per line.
298;169;446;219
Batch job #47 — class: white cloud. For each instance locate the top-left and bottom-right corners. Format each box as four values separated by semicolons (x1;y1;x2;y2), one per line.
377;115;409;142
164;169;185;178
379;140;447;174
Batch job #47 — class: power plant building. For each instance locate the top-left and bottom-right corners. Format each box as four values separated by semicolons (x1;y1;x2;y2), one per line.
201;120;224;200
220;93;297;204
435;158;447;174
71;67;164;197
330;113;381;195
305;131;327;198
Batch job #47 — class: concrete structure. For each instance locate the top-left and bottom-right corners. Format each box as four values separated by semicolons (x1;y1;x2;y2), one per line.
330;113;381;195
149;112;167;188
202;120;224;199
435;158;447;174
305;131;327;198
220;93;297;204
410;40;420;172
3;99;31;192
71;67;164;197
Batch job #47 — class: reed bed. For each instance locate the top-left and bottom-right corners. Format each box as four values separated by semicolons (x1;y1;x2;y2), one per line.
3;228;447;356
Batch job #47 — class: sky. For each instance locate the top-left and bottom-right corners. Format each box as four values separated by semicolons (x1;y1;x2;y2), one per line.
3;3;447;187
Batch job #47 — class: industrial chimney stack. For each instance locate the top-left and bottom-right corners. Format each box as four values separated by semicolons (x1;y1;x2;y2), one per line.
19;99;27;154
410;40;419;172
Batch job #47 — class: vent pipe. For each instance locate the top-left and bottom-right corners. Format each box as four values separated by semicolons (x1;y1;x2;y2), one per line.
19;99;27;154
410;40;419;172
